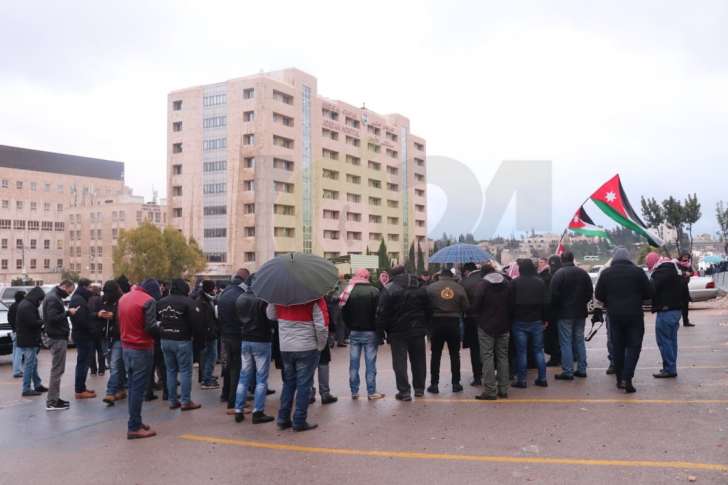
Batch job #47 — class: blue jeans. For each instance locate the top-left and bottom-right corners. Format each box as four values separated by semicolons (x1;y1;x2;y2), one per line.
20;347;41;392
512;321;546;383
558;319;587;376
235;341;272;412
74;337;94;393
201;338;218;385
161;339;194;406
278;350;319;428
123;347;154;432
11;333;23;376
655;310;680;375
349;330;379;396
105;340;126;396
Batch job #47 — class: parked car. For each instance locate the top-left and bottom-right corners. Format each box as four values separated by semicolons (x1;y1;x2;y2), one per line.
0;302;12;356
688;275;720;302
0;284;75;348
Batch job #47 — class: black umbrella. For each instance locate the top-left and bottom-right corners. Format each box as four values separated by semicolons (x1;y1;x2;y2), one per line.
251;252;339;306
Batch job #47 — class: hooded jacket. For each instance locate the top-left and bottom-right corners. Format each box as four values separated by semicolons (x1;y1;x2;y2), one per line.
157;279;200;341
118;282;158;350
7;291;25;332
15;287;46;348
376;273;430;338
236;290;273;342
217;276;247;338
267;298;329;352
471;272;513;337
341;282;380;332
42;285;71;340
195;292;218;341
70;285;96;341
510;261;547;323
595;249;653;318
426;275;470;319
550;262;594;319
90;281;123;341
650;262;689;313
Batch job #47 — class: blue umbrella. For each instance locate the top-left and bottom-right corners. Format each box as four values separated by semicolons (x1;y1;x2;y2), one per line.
429;243;493;264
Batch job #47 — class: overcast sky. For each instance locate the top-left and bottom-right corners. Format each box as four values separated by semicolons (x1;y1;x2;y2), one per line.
1;0;726;238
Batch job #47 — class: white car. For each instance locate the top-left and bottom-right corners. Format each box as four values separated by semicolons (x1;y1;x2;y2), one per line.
0;302;12;355
688;275;720;302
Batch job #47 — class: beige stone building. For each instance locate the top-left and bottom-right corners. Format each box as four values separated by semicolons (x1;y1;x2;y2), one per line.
66;190;167;283
167;68;427;275
0;145;124;285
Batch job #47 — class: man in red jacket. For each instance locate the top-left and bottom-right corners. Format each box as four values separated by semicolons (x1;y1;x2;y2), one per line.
118;279;160;440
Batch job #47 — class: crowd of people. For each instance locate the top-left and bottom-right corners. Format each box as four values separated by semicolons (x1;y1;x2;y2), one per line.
7;247;693;439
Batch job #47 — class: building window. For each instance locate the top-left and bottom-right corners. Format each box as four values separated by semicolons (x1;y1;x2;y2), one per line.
322;149;339;160
43;259;50;269
387;183;399;191
203;183;226;194
244;252;256;262
244;226;255;237
243;134;255;145
203;138;226;151
0;239;6;249
347;231;362;241
415;220;426;228
323;230;340;240
16;239;23;249
0;219;9;229
368;125;381;136
16;259;22;270
273;227;295;238
172;100;182;110
243;111;255;122
203;228;227;238
414;142;425;151
386;131;398;142
203;94;226;106
243;180;255;191
346;212;361;222
1;200;8;209
322;108;339;121
273;158;293;171
345;135;360;147
369;214;382;223
172;186;183;196
273;135;294;149
415;157;425;167
386;148;398;159
346;193;361;204
16;181;23;190
387;200;399;208
322;189;339;200
112;228;118;239
13;220;25;230
30;182;37;191
273;112;294;127
1;179;7;188
368;178;381;189
172;143;183;153
172;208;183;217
274;204;295;215
369;232;382;240
0;259;6;270
388;234;400;242
415;188;425;197
172;121;182;132
368;160;381;170
272;90;293;105
243;157;255;168
322;128;339;140
243;203;255;214
322;209;340;220
387;166;399;175
203;116;226;128
345;117;360;129
368;143;380;153
387;216;400;225
203;206;226;216
273;181;294;193
56;240;63;250
322;169;339;180
243;88;254;99
57;259;63;269
16;201;23;210
172;164;182;175
203;160;227;172
28;221;39;231
415;204;425;212
346;174;361;184
205;252;227;263
368;196;381;206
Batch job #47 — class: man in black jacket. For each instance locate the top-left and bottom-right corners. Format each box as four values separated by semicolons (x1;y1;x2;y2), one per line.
218;268;250;411
376;266;430;401
8;290;26;378
550;251;594;380
42;280;77;409
196;280;220;390
16;287;48;397
461;263;483;386
647;253;689;379
70;278;97;399
158;278;202;411
233;285;276;424
595;248;653;393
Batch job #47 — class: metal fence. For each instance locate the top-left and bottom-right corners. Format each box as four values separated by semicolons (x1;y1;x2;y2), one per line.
713;272;728;292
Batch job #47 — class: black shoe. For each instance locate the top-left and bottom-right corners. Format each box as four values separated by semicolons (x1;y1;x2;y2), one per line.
534;379;548;388
309;394;316;404
321;393;338;405
234;412;245;423
293;422;318;432
35;385;48;393
277;421;292;430
427;385;439;394
683;322;695;327
617;380;626;389
46;400;69;411
395;393;412;402
574;372;587;378
546;359;561;367
266;388;276;395
554;373;574;381
337;342;348;348
144;394;158;402
624;380;636;393
90;371;97;376
57;398;70;407
252;411;275;424
452;384;464;393
512;381;527;389
652;371;677;379
470;379;482;387
414;389;425;397
475;393;497;400
606;365;616;375
22;390;42;397
497;391;509;399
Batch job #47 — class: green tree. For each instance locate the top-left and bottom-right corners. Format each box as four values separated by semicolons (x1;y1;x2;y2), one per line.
163;227;205;279
640;196;665;240
683;193;701;255
416;241;426;274
716;201;728;255
405;242;416;273
662;196;685;254
377;239;391;272
60;268;80;283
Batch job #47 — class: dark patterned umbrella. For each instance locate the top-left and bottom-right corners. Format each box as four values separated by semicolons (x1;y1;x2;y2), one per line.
251;252;339;305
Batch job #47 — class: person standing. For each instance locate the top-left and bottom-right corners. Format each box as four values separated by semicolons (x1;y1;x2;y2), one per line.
340;269;384;400
677;253;694;327
118;279;160;439
471;265;513;400
88;284;107;377
70;278;97;399
8;290;26;378
426;269;469;394
233;285;275;424
541;256;563;367
461;263;484;387
311;293;339;405
510;259;548;389
268;297;329;432
95;280;125;405
15;287;48;397
42;280;77;410
218;269;250;413
158;279;202;411
196;280;220;390
376;266;430;401
595;248;653;393
550;251;593;381
646;253;688;379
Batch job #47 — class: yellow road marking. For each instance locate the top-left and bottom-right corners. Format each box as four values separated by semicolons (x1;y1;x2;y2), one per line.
418;398;728;404
179;434;728;472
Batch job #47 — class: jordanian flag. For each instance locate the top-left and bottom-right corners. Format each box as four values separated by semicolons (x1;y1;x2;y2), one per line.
568;207;609;239
590;175;663;247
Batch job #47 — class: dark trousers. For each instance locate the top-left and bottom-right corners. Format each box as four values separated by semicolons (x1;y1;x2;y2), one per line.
145;340;166;398
682;300;690;326
221;335;242;408
464;318;482;382
390;333;426;396
74;337;94;393
608;314;645;381
89;336;107;374
429;317;461;386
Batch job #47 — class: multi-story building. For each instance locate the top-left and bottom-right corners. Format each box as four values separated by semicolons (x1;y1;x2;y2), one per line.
0;145;124;284
167;68;427;275
66;190;167;282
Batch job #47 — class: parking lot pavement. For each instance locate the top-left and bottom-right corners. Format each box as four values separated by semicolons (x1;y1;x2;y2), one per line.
0;307;726;484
